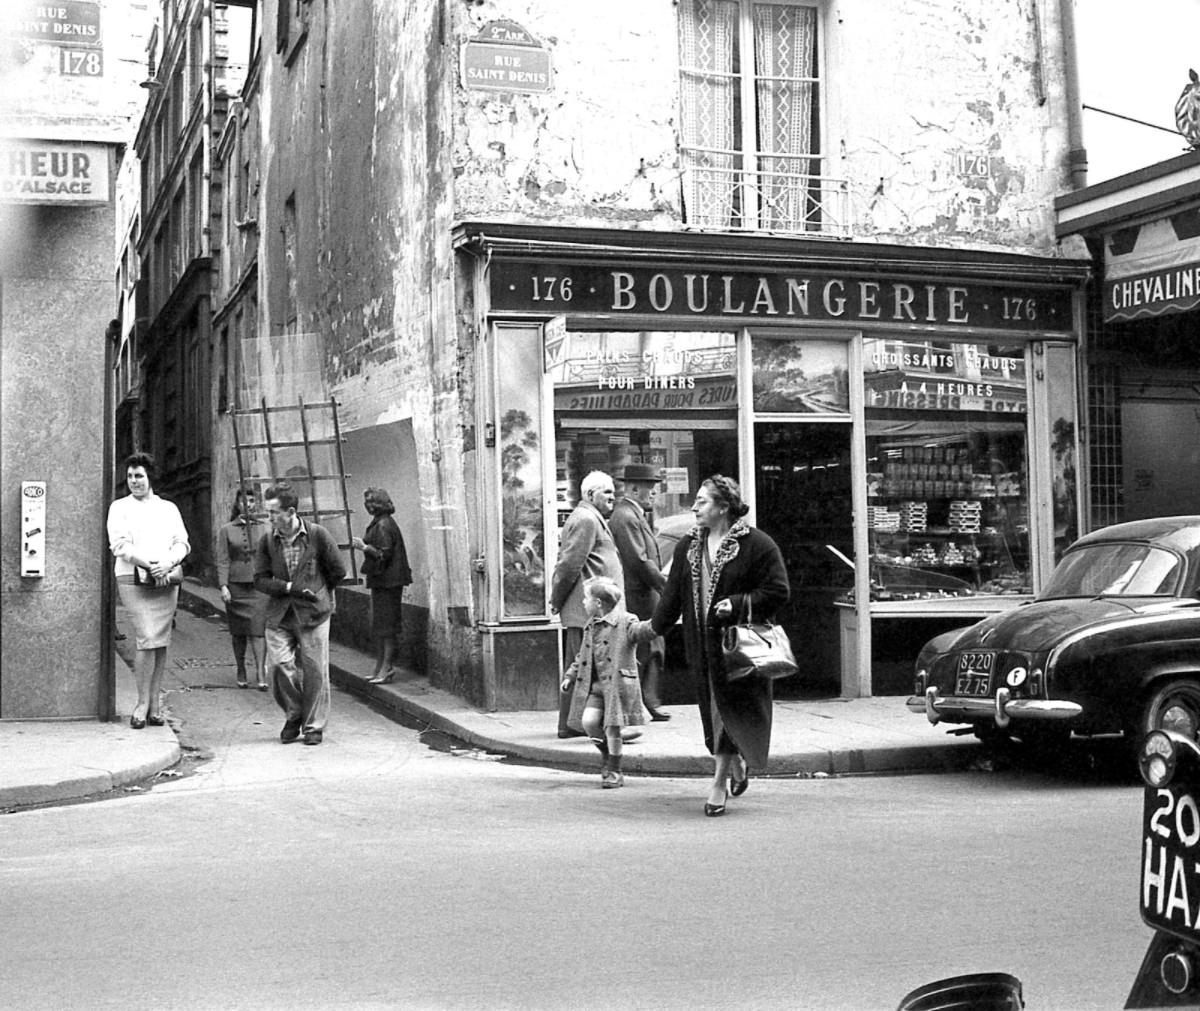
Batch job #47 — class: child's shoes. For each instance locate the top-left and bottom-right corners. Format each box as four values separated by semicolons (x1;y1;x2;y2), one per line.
601;768;624;789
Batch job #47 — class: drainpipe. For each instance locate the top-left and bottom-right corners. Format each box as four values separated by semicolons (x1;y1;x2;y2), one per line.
1058;0;1088;189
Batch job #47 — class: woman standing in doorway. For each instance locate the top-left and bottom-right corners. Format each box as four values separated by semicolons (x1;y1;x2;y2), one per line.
651;475;789;816
352;487;412;684
106;452;190;728
216;488;269;690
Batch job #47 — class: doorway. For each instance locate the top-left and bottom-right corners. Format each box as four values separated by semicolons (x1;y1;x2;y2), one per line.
753;422;854;698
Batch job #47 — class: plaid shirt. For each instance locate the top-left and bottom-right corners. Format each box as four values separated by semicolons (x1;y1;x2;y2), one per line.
276;519;308;579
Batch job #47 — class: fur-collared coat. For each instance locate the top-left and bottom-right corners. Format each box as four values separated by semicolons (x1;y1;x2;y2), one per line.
563;606;658;732
651;520;789;770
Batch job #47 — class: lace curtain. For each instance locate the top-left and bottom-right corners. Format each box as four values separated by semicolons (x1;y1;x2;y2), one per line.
754;3;818;229
678;0;738;226
678;1;819;230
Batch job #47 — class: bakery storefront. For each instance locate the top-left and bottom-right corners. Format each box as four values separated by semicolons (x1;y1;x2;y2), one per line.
456;224;1089;707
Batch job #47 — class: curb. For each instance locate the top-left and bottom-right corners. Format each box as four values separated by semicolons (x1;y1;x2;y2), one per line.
0;735;181;810
329;661;982;778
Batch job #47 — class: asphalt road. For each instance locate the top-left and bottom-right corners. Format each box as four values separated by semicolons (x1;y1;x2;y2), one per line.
0;648;1153;1010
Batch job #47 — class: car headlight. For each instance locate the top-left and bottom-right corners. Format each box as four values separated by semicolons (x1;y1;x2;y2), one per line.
1141;731;1178;788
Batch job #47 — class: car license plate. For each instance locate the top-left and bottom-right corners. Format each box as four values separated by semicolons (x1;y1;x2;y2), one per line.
954;652;994;696
1141;785;1200;943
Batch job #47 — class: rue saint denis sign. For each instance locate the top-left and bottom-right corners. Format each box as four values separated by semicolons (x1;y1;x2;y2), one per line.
2;1;101;46
490;260;1074;333
461;20;552;95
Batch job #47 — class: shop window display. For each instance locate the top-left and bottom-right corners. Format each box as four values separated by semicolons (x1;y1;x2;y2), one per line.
548;330;739;528
864;338;1031;600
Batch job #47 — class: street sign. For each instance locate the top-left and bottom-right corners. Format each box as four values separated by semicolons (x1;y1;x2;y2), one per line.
462;40;552;95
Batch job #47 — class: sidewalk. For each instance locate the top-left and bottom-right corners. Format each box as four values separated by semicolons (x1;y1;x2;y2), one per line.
0;579;980;810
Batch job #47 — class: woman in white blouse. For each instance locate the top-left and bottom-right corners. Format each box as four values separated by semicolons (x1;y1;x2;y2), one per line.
106;452;190;728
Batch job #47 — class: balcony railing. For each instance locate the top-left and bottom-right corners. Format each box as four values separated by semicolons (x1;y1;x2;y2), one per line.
681;148;849;238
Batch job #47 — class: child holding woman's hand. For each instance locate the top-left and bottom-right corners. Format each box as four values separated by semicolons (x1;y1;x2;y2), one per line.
560;576;658;788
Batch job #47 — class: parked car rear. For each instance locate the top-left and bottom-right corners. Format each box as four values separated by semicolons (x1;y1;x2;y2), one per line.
908;516;1200;755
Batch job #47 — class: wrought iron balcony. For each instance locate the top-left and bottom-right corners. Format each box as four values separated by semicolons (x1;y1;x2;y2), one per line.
680;148;850;238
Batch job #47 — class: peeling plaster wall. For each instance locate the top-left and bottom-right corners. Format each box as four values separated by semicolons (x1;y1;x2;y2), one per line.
260;0;477;695
829;0;1071;249
453;1;682;227
452;0;1073;255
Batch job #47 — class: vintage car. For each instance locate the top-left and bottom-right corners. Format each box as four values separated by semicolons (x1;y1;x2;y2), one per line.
908;516;1200;753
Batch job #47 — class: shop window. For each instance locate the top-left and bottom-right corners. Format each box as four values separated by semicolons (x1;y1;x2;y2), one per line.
1043;345;1080;562
864;338;1031;600
547;330;739;535
497;328;546;617
751;336;848;413
677;0;841;235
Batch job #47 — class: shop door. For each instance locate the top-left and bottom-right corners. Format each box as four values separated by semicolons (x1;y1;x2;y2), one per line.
753;422;854;698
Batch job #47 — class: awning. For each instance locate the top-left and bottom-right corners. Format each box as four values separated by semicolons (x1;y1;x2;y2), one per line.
1103;207;1200;322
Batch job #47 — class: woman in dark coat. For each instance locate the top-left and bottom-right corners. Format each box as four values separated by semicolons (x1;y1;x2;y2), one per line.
651;475;789;817
216;488;269;689
351;487;412;683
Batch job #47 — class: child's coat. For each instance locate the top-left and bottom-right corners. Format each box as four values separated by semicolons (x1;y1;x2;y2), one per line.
563;605;657;732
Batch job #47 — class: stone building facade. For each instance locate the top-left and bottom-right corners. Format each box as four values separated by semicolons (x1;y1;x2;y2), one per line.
151;0;1101;707
1;0;153;717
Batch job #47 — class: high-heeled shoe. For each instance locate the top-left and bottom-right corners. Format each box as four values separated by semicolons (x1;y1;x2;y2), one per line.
368;669;396;685
146;713;166;727
730;761;749;797
704;789;728;817
129;712;146;730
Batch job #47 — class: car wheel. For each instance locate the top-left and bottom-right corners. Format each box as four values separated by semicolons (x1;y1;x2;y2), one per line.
1139;678;1200;742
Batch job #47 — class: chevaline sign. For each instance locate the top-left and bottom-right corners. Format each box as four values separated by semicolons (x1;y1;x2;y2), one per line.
461;20;552;95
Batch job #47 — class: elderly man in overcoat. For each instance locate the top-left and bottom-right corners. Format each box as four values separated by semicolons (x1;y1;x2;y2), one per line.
609;462;670;720
548;470;623;738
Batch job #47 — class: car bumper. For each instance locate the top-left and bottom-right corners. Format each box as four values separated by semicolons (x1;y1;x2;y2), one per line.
906;686;1083;728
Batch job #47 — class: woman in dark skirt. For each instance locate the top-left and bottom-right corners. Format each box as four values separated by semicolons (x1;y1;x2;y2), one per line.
216;488;270;689
352;487;413;683
651;475;789;817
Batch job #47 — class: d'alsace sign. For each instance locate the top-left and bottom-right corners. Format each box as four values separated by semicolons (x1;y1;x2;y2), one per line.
490;260;1073;332
0;139;109;204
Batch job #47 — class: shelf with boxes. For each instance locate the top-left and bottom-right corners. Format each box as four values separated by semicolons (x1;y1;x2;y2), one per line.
865;444;1029;597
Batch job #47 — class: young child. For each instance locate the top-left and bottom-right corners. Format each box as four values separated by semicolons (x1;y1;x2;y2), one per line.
560;576;658;788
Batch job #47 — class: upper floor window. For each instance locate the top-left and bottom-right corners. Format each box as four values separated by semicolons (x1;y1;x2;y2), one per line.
678;0;841;235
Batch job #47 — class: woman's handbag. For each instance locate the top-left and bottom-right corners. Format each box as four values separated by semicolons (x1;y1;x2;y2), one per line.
135;564;184;586
721;599;798;683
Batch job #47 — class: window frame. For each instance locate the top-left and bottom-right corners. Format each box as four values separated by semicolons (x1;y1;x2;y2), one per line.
676;0;830;234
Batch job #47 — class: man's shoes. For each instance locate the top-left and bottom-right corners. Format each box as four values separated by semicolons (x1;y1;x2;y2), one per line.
302;730;323;746
557;728;585;739
619;728;642;743
280;721;302;744
647;706;671;721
